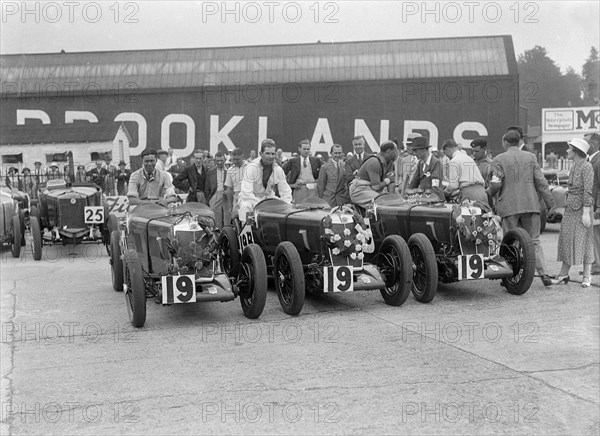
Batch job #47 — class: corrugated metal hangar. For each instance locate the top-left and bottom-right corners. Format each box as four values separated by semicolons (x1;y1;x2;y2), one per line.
1;35;519;167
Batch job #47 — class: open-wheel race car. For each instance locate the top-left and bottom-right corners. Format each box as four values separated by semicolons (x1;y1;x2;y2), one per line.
219;198;413;316
28;180;108;261
366;193;536;303
109;202;267;327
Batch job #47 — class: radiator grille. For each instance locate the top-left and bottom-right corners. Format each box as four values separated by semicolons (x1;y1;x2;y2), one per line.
58;198;86;228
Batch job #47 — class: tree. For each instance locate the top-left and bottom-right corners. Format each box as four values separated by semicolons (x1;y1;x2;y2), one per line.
518;46;583;125
582;47;599;104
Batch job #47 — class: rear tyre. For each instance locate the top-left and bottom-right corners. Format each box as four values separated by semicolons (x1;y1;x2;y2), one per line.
110;230;124;292
30;216;42;261
378;235;413;306
124;249;146;327
408;233;438;303
104;214;120;254
274;242;305;315
18;210;26;246
218;226;240;276
500;228;535;295
11;215;21;258
239;244;267;319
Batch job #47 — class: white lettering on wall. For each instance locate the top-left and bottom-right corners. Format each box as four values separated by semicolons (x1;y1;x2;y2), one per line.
65;111;98;123
403;120;439;150
354;119;390;152
17;109;50;125
161;114;196;157
310;118;334;153
453;122;488;147
114;112;147;156
210;115;244;155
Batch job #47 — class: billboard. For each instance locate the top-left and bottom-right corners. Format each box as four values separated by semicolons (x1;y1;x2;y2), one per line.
2;77;518;158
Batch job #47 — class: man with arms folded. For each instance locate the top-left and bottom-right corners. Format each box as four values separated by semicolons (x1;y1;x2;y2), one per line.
317;144;350;207
127;148;177;207
238;139;292;224
407;136;445;200
285;139;322;203
442;139;488;204
349;140;397;208
173;149;209;204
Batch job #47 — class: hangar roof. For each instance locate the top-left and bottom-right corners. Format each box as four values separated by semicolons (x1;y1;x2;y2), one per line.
1;35;517;94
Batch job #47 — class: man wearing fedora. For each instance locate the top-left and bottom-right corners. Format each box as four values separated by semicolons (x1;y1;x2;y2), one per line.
116;161;131;195
487;130;555;286
395;133;420;195
407;136;445;200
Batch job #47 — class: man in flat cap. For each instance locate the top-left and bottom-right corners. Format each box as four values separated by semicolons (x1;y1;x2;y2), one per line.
407;137;445;200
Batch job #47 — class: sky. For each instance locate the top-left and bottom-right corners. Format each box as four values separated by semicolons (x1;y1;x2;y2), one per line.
1;0;599;73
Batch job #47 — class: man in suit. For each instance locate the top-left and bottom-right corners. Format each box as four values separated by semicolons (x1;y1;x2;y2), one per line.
317;144;350;207
507;125;534;153
584;132;600;275
173;149;209;204
285;139;322;203
344;135;371;187
205;151;229;228
407;136;445;200
487;130;556;286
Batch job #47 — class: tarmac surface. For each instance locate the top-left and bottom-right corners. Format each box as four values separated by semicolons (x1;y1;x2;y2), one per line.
1;222;598;435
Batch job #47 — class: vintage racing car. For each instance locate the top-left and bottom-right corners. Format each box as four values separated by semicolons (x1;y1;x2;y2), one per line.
220;198;413;316
0;179;29;249
29;180;107;261
367;192;536;302
110;202;267;327
0;187;23;257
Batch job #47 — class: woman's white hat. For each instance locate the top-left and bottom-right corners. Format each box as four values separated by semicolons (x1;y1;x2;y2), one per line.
568;138;590;155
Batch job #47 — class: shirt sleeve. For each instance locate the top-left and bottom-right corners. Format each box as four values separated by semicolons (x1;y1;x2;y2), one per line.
224;171;233;188
127;171;141;198
161;172;176;198
447;159;460;191
275;167;293;203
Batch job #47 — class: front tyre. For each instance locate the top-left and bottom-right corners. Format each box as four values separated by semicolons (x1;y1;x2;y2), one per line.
408;233;438;303
124;249;146;327
500;228;535;295
378;235;413;306
218;226;240;276
238;244;267;319
274;241;305;315
110;230;124;292
11;215;21;258
30;216;42;261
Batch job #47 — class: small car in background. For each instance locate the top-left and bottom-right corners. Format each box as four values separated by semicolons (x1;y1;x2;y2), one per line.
29;180;107;261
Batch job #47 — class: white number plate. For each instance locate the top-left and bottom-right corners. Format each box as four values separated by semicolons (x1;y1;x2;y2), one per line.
323;266;354;293
238;225;255;252
161;275;197;304
84;206;104;224
458;254;484;280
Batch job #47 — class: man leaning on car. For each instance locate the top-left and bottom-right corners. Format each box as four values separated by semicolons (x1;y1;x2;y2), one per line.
127;148;177;207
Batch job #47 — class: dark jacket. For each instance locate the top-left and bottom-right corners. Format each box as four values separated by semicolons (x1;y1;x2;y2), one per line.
205;167;228;201
344;153;372;187
408;154;445;200
173;164;209;204
285;156;322;186
590;152;600;210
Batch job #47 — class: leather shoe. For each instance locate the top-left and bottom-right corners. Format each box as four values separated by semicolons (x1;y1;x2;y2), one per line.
540;274;553;287
550;275;569;285
581;276;591;288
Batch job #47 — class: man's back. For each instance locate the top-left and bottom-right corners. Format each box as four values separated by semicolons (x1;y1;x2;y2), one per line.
490;148;545;217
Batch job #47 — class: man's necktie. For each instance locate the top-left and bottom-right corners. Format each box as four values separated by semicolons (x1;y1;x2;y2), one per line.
303;157;307;168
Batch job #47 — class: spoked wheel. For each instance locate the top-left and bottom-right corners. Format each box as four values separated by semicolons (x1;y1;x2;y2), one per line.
110;230;124;292
377;235;413;306
124;249;146;327
218;226;240;276
273;241;305;315
237;244;267;319
30;216;42;261
104;214;120;255
499;228;535;295
11;215;21;258
408;233;438;303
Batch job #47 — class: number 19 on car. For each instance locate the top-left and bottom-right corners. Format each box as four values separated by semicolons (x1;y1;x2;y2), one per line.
161;275;196;304
458;254;484;280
